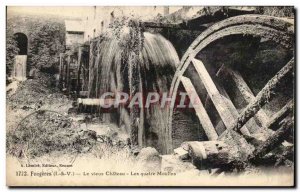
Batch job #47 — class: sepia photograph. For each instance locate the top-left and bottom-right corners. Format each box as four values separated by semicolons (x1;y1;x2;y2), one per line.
5;5;295;187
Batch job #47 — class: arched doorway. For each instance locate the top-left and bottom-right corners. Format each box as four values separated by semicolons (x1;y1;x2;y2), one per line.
13;33;28;80
14;33;28;55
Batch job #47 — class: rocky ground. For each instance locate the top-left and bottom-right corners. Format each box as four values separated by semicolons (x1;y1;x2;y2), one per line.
6;73;129;159
6;73;192;174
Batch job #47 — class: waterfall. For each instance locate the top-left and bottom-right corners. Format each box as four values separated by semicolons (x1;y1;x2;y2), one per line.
88;27;180;153
13;55;27;81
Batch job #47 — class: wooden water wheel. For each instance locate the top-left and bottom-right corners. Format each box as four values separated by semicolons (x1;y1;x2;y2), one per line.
166;14;294;154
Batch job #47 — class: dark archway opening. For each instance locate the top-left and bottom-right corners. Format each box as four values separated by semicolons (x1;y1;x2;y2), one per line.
14;33;28;55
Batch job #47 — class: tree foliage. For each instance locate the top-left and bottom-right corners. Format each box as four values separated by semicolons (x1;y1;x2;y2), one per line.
6;21;19;77
28;21;65;73
256;6;294;17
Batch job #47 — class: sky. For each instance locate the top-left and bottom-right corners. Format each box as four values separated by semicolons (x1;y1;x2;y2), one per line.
7;6;184;19
7;6;95;19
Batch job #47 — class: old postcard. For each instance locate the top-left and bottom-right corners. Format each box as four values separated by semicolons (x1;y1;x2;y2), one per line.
6;6;295;186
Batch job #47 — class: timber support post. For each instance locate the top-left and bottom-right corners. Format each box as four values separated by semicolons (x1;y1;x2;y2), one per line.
249;117;294;164
220;57;294;136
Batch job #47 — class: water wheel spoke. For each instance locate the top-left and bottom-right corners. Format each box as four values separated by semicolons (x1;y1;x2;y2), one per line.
222;67;270;127
180;76;218;140
220;57;294;136
191;58;251;135
266;100;294;131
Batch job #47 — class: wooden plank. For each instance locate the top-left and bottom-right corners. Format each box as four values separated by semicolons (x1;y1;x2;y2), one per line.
77;46;82;94
142;21;208;31
266;100;294;131
59;53;64;82
184;141;230;170
77;98;115;106
250;117;294;163
220;57;294;136
191;59;250;136
173;147;189;160
67;55;71;94
225;67;270;127
216;82;257;134
180;76;218;140
242;101;293;147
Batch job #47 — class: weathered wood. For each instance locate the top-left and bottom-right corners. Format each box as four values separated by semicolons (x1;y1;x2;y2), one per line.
167;15;294;153
214;110;294;172
66;54;71;94
274;147;294;166
173;147;189;160
267;100;294;131
192;58;250;135
215;81;255;134
220;57;294;136
224;67;270;127
142;21;208;31
249;117;294;163
129;57;141;147
137;75;145;148
184;141;230;170
254;145;294;167
88;41;96;97
59;53;64;83
143;7;255;31
76;46;82;95
230;100;293;147
77;98;115;106
180;76;218;140
181;112;294;172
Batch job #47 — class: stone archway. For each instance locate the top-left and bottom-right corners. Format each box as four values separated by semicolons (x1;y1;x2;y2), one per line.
13;33;28;80
14;33;28;55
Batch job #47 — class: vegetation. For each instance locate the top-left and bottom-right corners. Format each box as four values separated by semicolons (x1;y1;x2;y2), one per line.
6;15;65;76
29;21;65;73
256;6;294;17
6;23;19;78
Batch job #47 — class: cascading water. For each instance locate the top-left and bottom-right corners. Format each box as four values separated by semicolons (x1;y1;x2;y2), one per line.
88;20;179;153
13;55;27;81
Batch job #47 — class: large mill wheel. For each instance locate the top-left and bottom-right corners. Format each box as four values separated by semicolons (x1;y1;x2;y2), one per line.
165;15;294;153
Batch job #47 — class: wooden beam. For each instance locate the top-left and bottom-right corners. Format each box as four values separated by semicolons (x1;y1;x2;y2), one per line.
250;117;294;163
67;55;71;94
224;67;270;127
215;115;294;172
142;7;255;31
183;141;230;170
228;57;294;134
243;101;293;147
266;100;294;131
215;81;259;134
77;98;115;106
59;53;64;83
142;21;208;31
191;58;250;136
180;76;218;140
77;47;82;95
